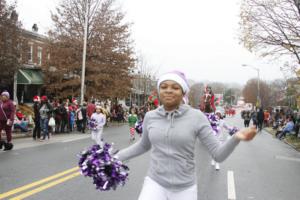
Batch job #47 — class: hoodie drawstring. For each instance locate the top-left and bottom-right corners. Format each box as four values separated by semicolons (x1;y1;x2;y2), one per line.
166;111;176;128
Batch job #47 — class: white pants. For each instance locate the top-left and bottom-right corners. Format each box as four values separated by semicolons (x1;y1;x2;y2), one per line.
138;177;197;200
91;128;103;147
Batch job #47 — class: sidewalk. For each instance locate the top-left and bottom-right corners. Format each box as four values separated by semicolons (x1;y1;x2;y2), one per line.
0;132;91;153
11;130;87;140
10;121;128;140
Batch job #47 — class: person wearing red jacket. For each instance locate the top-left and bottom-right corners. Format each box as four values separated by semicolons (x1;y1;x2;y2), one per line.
0;91;15;151
87;100;96;119
206;86;216;112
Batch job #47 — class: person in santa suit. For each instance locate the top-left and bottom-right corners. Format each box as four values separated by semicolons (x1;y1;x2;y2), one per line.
203;86;216;113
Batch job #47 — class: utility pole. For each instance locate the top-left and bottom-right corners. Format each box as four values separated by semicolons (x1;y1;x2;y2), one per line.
80;0;89;104
13;71;18;104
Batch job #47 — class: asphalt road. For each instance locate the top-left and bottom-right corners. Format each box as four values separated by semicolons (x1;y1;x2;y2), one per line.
1;114;300;200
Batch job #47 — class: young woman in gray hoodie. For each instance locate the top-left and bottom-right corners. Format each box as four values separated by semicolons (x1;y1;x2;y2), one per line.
116;71;257;200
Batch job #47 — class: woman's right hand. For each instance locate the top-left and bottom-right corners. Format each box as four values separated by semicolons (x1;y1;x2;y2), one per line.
234;126;257;141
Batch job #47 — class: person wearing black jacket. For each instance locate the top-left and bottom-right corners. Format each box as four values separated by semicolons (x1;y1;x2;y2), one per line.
257;108;264;131
59;102;68;133
76;103;87;133
32;96;41;140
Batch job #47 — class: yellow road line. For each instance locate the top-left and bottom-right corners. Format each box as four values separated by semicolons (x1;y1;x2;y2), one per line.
10;172;81;200
0;167;79;200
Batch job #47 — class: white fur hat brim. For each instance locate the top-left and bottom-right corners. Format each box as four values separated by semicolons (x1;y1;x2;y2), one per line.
157;73;189;94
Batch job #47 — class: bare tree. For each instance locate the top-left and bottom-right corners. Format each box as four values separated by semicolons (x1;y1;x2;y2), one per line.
240;0;300;76
243;78;271;107
0;0;22;88
46;0;135;99
268;79;287;106
208;82;227;94
134;53;159;105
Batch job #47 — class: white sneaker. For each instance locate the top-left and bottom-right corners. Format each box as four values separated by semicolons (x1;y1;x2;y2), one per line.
215;163;220;170
211;160;215;166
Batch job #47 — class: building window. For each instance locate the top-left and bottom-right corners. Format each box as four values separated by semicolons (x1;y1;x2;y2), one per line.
37;47;42;65
17;43;22;61
28;42;33;63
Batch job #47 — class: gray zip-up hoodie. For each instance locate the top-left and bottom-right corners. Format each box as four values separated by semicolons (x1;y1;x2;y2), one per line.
116;104;240;191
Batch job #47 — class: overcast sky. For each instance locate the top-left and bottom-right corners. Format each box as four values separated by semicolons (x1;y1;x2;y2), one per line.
13;0;285;85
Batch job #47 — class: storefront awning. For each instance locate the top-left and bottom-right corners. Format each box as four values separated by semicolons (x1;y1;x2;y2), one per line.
17;69;44;85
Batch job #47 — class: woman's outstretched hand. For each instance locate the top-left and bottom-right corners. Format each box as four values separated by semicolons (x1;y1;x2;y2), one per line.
234;126;257;141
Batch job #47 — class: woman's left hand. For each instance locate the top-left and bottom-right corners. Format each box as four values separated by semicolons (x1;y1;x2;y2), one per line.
234;126;257;141
6;119;13;126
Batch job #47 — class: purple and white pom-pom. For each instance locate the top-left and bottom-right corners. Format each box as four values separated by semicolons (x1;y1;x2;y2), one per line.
205;113;220;135
135;120;143;134
228;127;239;136
88;118;98;130
78;143;129;191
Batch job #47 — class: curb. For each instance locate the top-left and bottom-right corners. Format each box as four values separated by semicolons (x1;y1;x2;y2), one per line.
264;128;299;152
282;139;298;150
12;133;32;139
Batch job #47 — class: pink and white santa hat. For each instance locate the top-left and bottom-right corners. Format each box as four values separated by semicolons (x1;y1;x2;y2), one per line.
157;71;189;94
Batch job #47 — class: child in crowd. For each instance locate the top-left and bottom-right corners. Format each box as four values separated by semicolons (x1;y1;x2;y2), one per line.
128;108;138;141
69;108;75;132
90;106;106;147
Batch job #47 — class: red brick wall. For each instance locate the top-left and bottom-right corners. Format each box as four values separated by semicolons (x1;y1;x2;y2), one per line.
20;34;49;68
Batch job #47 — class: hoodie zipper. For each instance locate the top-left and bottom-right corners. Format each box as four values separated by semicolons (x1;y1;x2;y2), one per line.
166;111;176;187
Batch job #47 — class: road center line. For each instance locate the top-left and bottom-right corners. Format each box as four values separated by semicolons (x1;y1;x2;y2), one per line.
227;170;236;200
10;172;81;200
275;155;300;162
0;167;79;200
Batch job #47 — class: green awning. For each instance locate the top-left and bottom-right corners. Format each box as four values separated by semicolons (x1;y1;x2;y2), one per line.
17;69;44;85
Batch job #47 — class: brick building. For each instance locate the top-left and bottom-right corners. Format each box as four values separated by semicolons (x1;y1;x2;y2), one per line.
14;25;49;103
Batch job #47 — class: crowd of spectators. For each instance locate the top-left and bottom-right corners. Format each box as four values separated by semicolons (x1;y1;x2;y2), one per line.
241;107;300;140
